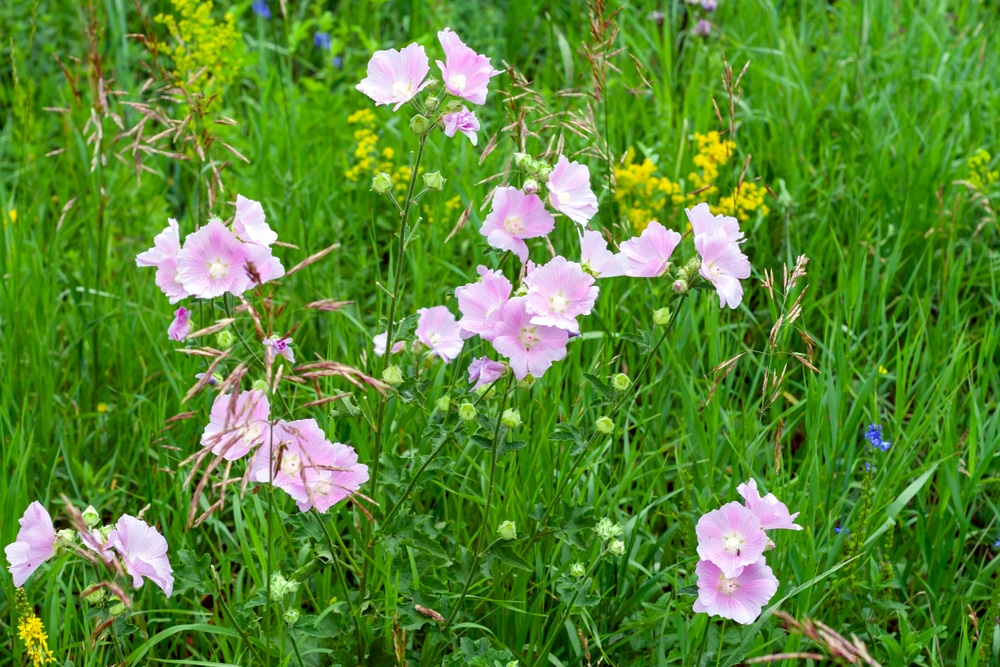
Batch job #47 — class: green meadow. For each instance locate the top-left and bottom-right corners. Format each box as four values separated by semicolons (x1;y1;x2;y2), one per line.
2;0;999;665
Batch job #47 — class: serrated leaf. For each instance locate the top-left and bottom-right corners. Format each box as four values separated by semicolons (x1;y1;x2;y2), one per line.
329;394;362;418
497;437;526;458
172;549;212;597
555;575;600;610
583;373;615;401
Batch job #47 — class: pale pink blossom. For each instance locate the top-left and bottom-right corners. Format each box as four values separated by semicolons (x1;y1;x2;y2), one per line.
695;229;751;309
685;202;744;243
579;229;626;278
455;266;512;340
168;307;191;341
264;335;295;363
546;155;599;226
480;187;555;262
695;501;768;578
201;390;271;461
442;108;480;146
175;219;251;299
357;43;431;111
468;356;506;390
5;501;57;587
136;218;181;268
373;332;405;356
436;28;502;105
490;297;569;380
416;306;465;363
692;557;779;625
619;221;682;278
524;256;598;333
107;514;174;597
233;195;278;246
80;528;115;564
737;479;802;531
245;242;286;286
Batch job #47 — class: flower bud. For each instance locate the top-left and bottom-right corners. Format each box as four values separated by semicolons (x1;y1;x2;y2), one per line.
409;113;432;135
535;162;553;181
216;329;236;349
595;517;623;541
251;378;269;393
501;408;521;429
435;396;451;412
522;178;539;195
382;365;404;386
56;529;76;549
475;384;497;399
372;172;393;195
82;505;101;530
83;588;105;604
497;520;517;541
653;307;672;326
109;602;127;617
516;375;536;390
513;152;532;169
608;539;626;557
458;402;477;422
611;373;630;392
423;171;446;191
595;416;614;434
283;608;301;626
506;662;520;667
99;524;114;540
569;562;586;578
424;96;440;113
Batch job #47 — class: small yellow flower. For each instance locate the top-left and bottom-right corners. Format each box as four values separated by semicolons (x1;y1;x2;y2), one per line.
97;403;108;413
878;365;888;375
7;209;17;225
17;613;56;666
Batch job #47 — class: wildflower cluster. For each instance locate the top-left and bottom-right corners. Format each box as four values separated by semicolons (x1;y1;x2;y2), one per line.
864;423;891;452
966;149;998;192
595;517;625;557
15;589;55;666
693;480;801;624
155;0;244;96
345;109;413;190
684;0;719;37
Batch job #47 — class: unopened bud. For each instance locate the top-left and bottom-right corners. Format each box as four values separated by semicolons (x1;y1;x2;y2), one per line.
672;279;688;295
56;529;76;549
82;505;101;529
424;96;440;113
435;396;451;412
501;408;521;429
382;365;404;386
251;378;269;393
458;402;477;421
497;520;517;540
372;172;393;195
283;608;300;626
517;375;536;390
423;171;446;191
595;416;614;434
522;178;539;195
653;307;672;326
409;113;432;135
108;602;127;617
83;588;105;604
216;330;236;349
569;562;586;578
513;152;532;169
611;373;630;392
608;538;626;557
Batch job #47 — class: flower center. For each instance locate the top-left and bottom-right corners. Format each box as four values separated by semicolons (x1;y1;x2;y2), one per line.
517;326;539;350
392;81;413;99
208;259;228;280
240;423;261;444
557;190;572;205
723;532;744;554
311;477;332;496
280;452;301;476
449;73;467;91
548;292;569;313
707;261;723;277
429;332;442;346
716;573;740;596
503;215;523;234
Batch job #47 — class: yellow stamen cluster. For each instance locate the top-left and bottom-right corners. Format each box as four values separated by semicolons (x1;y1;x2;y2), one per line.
15;590;55;667
967;149;998;192
155;0;244;98
345;110;422;200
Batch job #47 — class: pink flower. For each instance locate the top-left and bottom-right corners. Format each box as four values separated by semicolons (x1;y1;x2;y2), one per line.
201;389;272;461
692;557;779;625
107;514;174;597
176;219;251;299
468;356;506;390
264;335;295;363
233;195;278;246
136;218;181;267
480;187;555;262
80;528;115;564
249;419;369;512
168;307;191;341
357;43;431;111
442;108;480;146
695;229;751;309
695;501;768;578
416;306;465;363
245;242;286;287
619;221;682;278
547;155;599;226
579;229;626;278
524;256;599;333
737;479;802;531
155;257;190;304
5;501;57;587
490;297;569;380
436;28;502;105
373;332;405;356
455;266;512;341
685;202;744;243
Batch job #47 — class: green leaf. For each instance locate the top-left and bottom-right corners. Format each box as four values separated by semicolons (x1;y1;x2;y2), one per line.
172;549;213;597
328;394;362;419
583;373;615;401
555;575;600;610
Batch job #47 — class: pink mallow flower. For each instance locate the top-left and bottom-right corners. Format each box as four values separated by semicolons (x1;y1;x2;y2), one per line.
373;332;405;356
233;195;278;246
137;218;189;303
168;307;191;341
442;108;481;146
201;390;272;461
249;419;369;513
524;256;598;334
685;202;744;244
436;28;502;105
547;155;599;227
480;187;555;262
456;266;512;340
5;501;57;587
107;514;174;597
692;557;779;625
490;297;569;380
80;528;114;564
579;229;626;278
356;43;431;111
245;242;286;287
264;335;295;363
737;479;802;531
619;221;682;278
695;501;768;578
695;229;751;309
416;306;465;363
468;356;506;390
176;219;251;299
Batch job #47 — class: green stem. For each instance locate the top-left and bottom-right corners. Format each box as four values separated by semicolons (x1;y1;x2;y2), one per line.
382;424;452;527
528;549;603;667
210;565;267;666
715;619;728;667
312;510;365;664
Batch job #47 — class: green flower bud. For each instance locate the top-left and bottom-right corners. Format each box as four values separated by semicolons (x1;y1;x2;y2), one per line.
251;378;269;393
513;152;532;169
595;517;623;541
108;602;127;617
595;416;614;434
56;529;76;549
423;171;447;191
497;520;517;540
501;408;521;429
283;608;300;626
372;172;393;195
475;384;497;399
506;662;520;667
84;588;105;604
82;505;101;530
608;538;626;557
458;402;477;422
435;396;451;412
216;329;236;349
653;307;672;326
611;373;631;392
409;113;432;135
522;178;539;195
569;562;586;578
535;162;553;181
516;374;536;390
424;96;440;113
382;365;404;386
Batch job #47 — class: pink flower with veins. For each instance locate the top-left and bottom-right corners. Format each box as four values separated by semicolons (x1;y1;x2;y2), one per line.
168;307;191;341
695;229;751;309
442;108;481;146
107;514;174;597
245;242;285;286
579;229;626;278
737;479;802;531
524;256;599;333
356;43;431;111
201;389;271;461
692;557;779;625
233;195;278;246
416;306;465;363
155;257;190;303
546;155;599;226
176;219;251;299
373;332;405;356
136;218;181;267
695;501;768;578
468;356;506;390
456;266;512;340
5;501;57;587
685;202;744;243
480;187;555;262
80;528;114;564
490;297;569;380
436;28;502;105
619;221;682;278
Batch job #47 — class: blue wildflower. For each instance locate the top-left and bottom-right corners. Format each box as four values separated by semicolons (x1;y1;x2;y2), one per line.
864;423;891;451
834;525;849;535
314;32;331;50
252;0;271;19
993;539;1000;548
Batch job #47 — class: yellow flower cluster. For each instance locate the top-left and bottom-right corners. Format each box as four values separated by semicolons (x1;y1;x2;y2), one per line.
346;110;421;198
967;149;998;191
425;195;464;225
18;614;55;666
615;132;770;232
155;0;243;97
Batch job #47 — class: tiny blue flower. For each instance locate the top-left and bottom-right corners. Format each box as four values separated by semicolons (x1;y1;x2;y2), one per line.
864;423;891;451
252;0;271;19
333;55;343;68
314;32;331;50
993;539;1000;548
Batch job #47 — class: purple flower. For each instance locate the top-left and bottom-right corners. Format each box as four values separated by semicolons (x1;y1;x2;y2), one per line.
168;307;191;342
692;557;778;625
468;356;506;391
442;108;481;146
415;306;465;363
701;0;718;11
356;43;431;111
864;424;891;451
252;0;271;19
695;501;768;578
436;28;502;105
695;20;712;37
